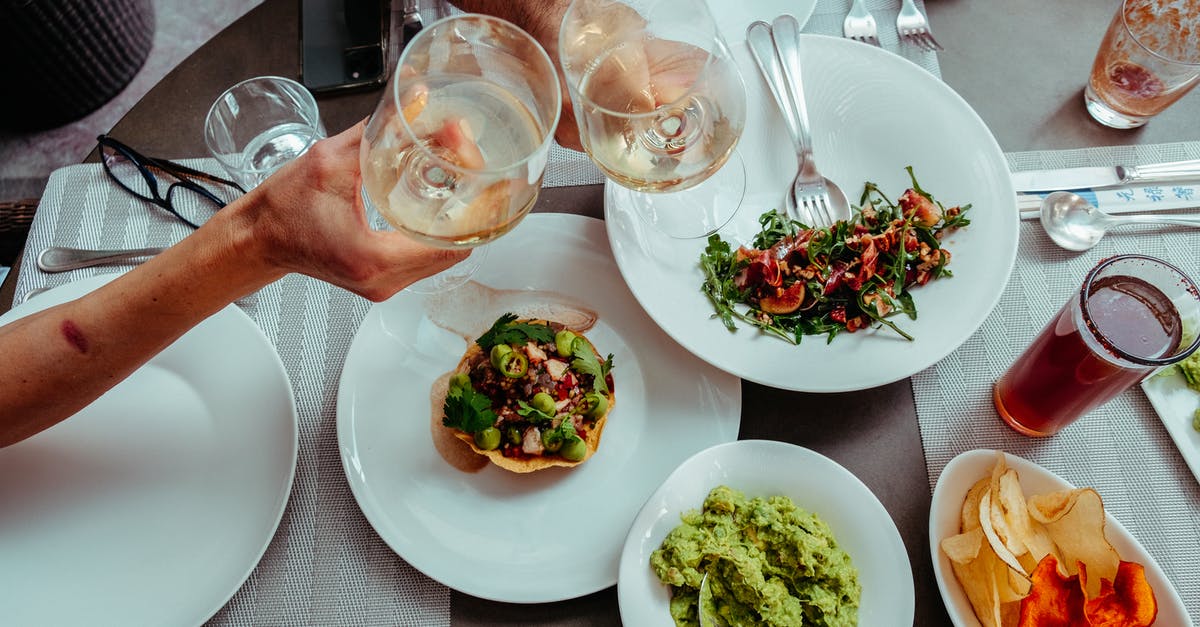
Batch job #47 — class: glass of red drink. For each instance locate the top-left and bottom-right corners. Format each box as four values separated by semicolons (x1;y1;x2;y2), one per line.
1085;0;1200;129
994;255;1200;437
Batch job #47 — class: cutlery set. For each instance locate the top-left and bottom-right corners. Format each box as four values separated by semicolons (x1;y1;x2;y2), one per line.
843;0;943;50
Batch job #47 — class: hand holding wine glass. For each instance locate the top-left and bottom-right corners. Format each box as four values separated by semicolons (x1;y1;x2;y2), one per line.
559;0;747;238
360;14;561;292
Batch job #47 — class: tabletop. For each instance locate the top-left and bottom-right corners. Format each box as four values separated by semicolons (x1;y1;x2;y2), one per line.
3;0;1199;625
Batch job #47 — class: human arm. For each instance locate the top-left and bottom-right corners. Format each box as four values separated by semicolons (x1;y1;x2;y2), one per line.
0;122;465;447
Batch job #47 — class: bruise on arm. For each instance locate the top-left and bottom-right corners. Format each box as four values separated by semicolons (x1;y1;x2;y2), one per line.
61;319;89;354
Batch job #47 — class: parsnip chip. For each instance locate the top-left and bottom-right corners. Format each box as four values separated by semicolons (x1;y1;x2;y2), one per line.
998;469;1032;557
1030;488;1120;599
942;528;1003;627
980;492;1029;577
962;477;989;533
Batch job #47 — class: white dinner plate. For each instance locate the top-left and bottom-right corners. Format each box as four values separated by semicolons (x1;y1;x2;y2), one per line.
618;439;914;626
1142;368;1200;486
929;449;1191;627
0;274;297;625
336;213;741;603
606;31;1018;392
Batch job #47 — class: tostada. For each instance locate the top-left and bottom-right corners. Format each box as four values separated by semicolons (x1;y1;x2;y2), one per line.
441;313;615;473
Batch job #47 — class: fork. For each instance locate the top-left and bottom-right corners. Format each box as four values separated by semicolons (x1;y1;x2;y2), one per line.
746;16;850;227
897;0;943;51
842;0;880;47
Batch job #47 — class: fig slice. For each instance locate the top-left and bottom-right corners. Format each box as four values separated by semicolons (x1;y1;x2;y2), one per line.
759;282;806;314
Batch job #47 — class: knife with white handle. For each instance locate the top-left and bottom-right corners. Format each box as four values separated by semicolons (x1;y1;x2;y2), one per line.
1011;159;1200;192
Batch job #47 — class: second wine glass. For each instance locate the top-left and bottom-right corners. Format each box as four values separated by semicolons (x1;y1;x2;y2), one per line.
559;0;747;239
360;14;561;292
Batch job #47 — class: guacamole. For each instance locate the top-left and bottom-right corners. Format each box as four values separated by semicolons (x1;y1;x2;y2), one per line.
649;485;861;627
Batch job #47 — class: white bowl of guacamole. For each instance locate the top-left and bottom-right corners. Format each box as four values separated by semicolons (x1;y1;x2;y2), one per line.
618;440;913;626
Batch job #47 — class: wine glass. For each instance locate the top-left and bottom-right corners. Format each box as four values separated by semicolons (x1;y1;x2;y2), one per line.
558;0;747;239
360;14;561;293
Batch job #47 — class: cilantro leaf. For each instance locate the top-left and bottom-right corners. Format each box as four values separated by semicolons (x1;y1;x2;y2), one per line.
475;313;555;349
516;400;555;425
442;385;497;434
570;337;613;394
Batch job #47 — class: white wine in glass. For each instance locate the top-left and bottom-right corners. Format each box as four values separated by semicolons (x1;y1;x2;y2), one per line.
361;14;561;290
559;0;747;238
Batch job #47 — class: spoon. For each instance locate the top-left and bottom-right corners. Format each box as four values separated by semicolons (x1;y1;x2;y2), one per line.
698;573;729;627
746;15;851;226
1039;191;1200;251
37;246;166;272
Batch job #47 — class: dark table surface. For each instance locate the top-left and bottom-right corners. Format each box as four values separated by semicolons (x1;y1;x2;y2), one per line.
3;0;1199;625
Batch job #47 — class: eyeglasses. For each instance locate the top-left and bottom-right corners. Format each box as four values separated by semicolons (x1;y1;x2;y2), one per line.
97;134;246;229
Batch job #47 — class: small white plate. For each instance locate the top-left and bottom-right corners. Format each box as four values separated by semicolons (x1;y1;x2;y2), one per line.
606;32;1017;392
618;439;914;626
336;214;741;603
1142;369;1200;485
929;449;1191;627
0;274;297;625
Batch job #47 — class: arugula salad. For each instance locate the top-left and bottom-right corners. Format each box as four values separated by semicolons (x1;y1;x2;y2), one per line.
701;168;971;344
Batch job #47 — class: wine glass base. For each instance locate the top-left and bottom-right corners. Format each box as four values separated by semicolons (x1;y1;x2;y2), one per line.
614;152;747;239
404;245;488;294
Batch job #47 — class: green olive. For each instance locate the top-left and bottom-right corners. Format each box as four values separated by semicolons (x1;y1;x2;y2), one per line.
505;425;522;446
448;372;471;393
473;427;501;450
581;392;609;418
531;392;557;415
499;351;528;378
489;344;513;370
554;330;577;357
560;434;587;462
541;427;564;452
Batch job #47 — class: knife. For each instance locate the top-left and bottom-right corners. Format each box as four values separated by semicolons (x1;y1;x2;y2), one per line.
1010;159;1200;193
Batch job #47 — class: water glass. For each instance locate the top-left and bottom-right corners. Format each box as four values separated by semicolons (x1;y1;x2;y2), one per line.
994;255;1200;437
204;76;327;189
1085;0;1200;129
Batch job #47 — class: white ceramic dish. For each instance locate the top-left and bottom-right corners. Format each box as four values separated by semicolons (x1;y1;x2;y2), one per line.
929;449;1191;626
0;274;297;625
606;31;1018;392
618;439;914;626
336;214;741;603
1142;368;1200;486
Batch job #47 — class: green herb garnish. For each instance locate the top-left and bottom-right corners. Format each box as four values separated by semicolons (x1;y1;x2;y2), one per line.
475;313;555;349
442;383;497;434
570;337;613;394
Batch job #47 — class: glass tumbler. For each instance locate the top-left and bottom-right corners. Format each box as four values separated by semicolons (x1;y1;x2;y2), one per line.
204;76;327;189
1085;0;1200;129
994;255;1200;437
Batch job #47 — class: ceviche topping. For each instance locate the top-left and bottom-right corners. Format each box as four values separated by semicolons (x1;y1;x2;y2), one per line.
700;167;971;344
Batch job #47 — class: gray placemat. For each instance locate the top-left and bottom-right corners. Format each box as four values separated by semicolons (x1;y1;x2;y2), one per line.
914;141;1200;624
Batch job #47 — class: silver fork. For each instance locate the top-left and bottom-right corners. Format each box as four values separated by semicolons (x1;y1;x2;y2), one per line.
897;0;943;51
746;16;850;227
842;0;880;47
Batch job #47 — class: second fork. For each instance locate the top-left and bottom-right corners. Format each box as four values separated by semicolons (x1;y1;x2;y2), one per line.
897;0;944;51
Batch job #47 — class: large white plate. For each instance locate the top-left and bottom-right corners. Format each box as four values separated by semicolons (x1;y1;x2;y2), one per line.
336;213;741;603
0;274;297;625
1142;368;1200;486
929;449;1192;627
606;31;1018;392
618;439;914;626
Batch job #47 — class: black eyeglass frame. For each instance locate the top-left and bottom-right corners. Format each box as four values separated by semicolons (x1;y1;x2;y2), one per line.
97;134;247;229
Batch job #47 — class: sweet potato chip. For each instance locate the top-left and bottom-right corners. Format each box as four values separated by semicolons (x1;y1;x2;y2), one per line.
1083;561;1158;627
1018;555;1084;627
